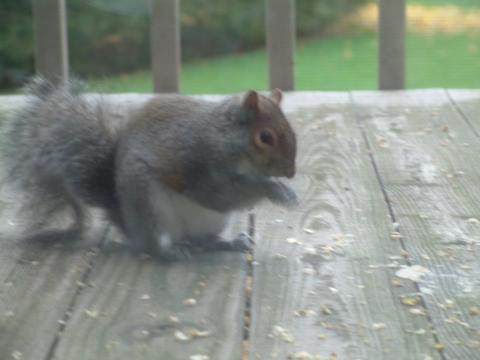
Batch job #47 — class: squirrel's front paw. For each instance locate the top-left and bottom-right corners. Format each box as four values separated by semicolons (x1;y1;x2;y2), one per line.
270;181;299;208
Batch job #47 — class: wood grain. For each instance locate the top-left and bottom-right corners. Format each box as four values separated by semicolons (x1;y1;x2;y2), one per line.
447;90;480;137
249;93;440;359
52;217;249;360
352;89;480;359
0;221;107;360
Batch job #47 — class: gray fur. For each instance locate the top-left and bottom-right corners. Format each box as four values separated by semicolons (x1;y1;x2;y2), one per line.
3;77;297;259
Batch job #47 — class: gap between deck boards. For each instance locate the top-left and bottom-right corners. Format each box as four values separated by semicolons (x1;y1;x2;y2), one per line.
44;226;111;360
348;92;448;360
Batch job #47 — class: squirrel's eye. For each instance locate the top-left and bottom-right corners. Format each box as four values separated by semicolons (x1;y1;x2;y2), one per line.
260;129;275;146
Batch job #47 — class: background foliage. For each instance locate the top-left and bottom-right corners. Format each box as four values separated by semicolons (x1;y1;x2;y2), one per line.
0;0;367;88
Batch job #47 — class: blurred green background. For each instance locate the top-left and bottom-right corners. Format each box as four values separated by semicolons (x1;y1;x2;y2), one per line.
1;0;479;94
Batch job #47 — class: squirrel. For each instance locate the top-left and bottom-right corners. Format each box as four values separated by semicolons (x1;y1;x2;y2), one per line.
2;77;298;260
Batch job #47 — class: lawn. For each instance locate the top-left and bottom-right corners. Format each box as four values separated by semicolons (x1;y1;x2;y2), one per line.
412;0;479;8
87;32;480;94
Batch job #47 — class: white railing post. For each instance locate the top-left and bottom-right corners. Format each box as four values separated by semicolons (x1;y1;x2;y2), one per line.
378;0;406;90
32;0;69;82
150;0;181;93
266;0;295;91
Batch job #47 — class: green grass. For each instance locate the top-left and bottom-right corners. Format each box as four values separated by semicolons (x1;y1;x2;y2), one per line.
87;31;480;94
408;32;480;88
411;0;480;9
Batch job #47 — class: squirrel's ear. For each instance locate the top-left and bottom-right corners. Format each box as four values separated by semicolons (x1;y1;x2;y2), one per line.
242;90;259;112
269;88;283;105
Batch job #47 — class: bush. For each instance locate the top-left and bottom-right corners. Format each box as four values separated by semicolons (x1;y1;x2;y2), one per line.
0;0;368;87
0;0;34;87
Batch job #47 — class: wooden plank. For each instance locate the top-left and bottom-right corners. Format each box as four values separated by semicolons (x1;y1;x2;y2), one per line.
0;240;106;360
0;173;107;360
266;0;295;91
249;93;440;359
352;89;480;359
378;0;406;90
447;90;480;137
32;0;69;82
150;0;181;93
53;217;249;360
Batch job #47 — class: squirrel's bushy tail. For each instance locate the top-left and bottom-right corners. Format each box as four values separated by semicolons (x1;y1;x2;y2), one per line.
1;77;116;233
23;76;58;100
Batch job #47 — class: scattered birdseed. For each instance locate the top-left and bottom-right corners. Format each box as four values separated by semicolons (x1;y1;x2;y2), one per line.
395;265;430;282
390;231;403;240
303;246;317;255
191;329;210;338
84;309;99;318
288;351;313;360
445;299;455;308
469;306;480;316
190;355;209;360
302;268;315;275
410;308;427;316
168;315;180;323
286;237;302;245
183;298;197;306
321;305;333;315
272;325;295;343
294;309;316;317
401;297;420;306
174;330;190;341
445;317;471;328
372;323;386;330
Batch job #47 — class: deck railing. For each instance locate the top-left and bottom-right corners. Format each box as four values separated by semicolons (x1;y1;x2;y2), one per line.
32;0;406;92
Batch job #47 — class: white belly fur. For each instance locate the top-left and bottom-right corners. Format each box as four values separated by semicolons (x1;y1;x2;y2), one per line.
165;189;230;240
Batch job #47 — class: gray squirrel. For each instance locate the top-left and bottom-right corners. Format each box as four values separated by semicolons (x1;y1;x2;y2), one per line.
2;77;298;260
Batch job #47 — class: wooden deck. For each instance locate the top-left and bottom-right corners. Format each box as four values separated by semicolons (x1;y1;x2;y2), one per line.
1;90;480;360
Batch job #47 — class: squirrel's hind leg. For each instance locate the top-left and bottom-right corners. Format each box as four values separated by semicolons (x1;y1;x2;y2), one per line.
116;170;192;261
22;192;87;244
